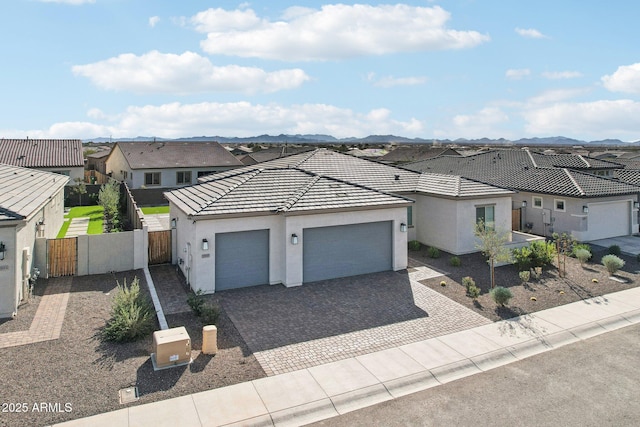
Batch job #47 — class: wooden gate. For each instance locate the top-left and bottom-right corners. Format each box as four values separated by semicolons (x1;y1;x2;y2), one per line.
512;209;521;231
148;230;171;265
48;237;77;277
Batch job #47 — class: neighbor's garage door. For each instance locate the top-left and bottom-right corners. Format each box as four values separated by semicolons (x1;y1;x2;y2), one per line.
215;229;269;291
303;221;392;283
588;201;630;240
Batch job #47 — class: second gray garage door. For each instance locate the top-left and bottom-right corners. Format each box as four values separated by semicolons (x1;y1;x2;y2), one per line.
215;229;269;291
303;221;392;283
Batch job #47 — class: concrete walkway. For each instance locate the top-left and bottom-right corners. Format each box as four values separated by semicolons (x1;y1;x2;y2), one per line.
65;217;90;237
53;286;640;427
143;213;170;231
0;277;72;348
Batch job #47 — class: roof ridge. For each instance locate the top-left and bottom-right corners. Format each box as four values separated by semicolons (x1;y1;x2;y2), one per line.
563;168;586;196
276;172;321;212
196;169;263;213
290;149;320;168
576;154;590;167
455;175;462;196
525;149;538;168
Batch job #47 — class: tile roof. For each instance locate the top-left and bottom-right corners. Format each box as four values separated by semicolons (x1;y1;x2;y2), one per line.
614;169;640;186
198;148;512;199
165;167;413;217
112;141;243;170
406;149;640;197
528;152;621;169
0;164;68;221
86;149;111;159
0;139;83;168
378;147;460;163
238;146;315;165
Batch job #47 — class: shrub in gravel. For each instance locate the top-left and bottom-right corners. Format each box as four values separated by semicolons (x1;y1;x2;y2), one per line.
574;248;592;266
490;286;513;307
519;270;530;283
408;240;421;251
449;256;461;267
608;245;622;256
102;277;154;342
427;246;441;258
512;241;556;270
187;290;221;325
462;276;481;299
602;254;625;275
571;243;591;257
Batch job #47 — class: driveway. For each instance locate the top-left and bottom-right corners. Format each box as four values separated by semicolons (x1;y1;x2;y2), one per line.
590;235;640;256
218;268;491;375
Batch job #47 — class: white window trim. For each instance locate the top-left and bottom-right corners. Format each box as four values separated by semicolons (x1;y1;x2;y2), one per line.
554;198;566;212
532;196;543;209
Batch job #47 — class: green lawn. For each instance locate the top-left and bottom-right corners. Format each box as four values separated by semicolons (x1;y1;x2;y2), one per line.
57;206;104;238
141;206;170;214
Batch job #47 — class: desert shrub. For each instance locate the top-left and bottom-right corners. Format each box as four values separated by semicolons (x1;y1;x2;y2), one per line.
462;276;475;290
574;248;592;265
427;246;440;258
102;277;154;342
408;240;421;251
462;276;480;299
490;286;513;307
608;245;622;256
512;241;556;270
187;290;221;325
571;243;591;257
519;270;530;283
449;256;461;267
602;254;625;275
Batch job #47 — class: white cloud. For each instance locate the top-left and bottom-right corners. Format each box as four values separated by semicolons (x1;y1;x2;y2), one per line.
523;99;640;141
602;63;640;94
11;102;424;139
37;0;95;4
194;4;489;61
515;27;547;39
149;16;160;28
506;69;531;80
72;51;310;94
541;71;582;79
367;73;427;88
527;88;590;105
446;107;510;138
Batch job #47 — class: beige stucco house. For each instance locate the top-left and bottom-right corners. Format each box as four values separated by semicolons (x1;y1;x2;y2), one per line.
0;164;68;318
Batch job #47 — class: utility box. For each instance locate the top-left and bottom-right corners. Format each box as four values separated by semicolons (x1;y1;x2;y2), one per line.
202;325;218;355
152;326;191;370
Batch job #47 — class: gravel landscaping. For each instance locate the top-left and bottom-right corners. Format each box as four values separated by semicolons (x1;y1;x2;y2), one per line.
0;271;264;427
410;244;640;322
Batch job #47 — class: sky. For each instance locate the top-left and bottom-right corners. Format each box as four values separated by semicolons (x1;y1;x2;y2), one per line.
2;1;640;142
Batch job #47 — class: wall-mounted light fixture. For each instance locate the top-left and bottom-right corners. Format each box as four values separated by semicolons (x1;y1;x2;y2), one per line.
522;200;527;208
170;218;177;228
0;242;5;260
202;238;209;251
582;206;589;214
400;223;407;232
634;202;640;209
291;234;299;245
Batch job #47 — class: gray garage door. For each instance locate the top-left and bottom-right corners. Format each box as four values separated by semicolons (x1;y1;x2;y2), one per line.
303;221;392;283
215;229;269;291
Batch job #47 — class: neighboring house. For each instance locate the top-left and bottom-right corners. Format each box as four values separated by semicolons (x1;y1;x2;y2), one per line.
0;164;68;318
165;149;526;293
105;141;243;189
378;146;460;164
407;149;640;241
86;149;110;174
0;139;84;185
237;146;314;165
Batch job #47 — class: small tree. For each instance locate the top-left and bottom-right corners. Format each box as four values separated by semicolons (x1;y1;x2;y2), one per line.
553;232;575;278
474;221;512;289
71;177;87;206
98;179;121;233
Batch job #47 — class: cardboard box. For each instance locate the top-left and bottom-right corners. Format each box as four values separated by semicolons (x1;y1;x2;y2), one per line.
152;326;191;369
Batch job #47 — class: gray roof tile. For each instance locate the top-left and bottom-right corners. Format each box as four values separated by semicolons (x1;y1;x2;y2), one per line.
0;139;83;168
113;141;243;169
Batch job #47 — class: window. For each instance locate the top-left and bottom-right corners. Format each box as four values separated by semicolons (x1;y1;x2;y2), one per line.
197;171;215;178
554;199;566;212
144;172;161;186
176;171;192;185
532;196;543;209
407;206;413;227
476;205;495;230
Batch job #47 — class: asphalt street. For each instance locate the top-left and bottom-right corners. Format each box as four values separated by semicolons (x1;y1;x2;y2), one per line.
310;323;640;427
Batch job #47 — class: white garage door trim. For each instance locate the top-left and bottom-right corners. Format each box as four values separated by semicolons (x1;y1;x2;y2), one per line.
215;229;269;291
302;221;393;283
587;201;631;241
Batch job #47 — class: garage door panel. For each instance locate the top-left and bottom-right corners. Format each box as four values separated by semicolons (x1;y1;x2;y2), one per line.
215;229;269;291
588;202;630;241
303;221;392;283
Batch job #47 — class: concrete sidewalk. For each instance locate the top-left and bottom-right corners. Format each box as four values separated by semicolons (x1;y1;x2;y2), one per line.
53;287;640;427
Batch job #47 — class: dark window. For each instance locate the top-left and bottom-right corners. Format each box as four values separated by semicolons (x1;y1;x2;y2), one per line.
144;172;161;186
476;205;495;230
407;206;413;227
197;171;215;178
176;171;192;185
